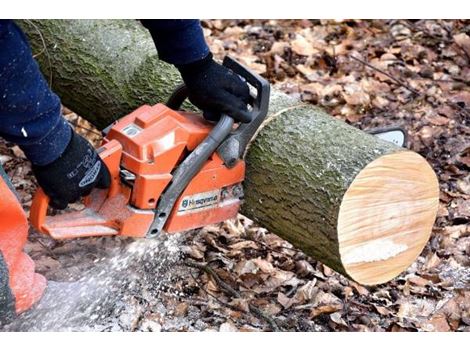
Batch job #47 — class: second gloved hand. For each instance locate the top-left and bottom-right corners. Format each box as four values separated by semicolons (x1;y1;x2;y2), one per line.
32;130;111;210
177;53;252;123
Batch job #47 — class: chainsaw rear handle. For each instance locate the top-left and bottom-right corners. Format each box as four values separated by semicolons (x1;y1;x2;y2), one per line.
30;140;123;236
148;57;270;237
167;56;270;168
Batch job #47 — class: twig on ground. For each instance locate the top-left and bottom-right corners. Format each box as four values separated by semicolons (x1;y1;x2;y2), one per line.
185;259;281;332
187;270;238;311
68;119;103;137
350;54;470;120
248;237;304;256
186;269;270;330
350;55;421;96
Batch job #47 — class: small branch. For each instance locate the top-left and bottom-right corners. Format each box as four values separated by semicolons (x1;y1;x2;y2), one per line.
350;55;421;96
68;118;102;137
185;259;281;332
187;270;272;331
188;270;239;311
350;54;470;120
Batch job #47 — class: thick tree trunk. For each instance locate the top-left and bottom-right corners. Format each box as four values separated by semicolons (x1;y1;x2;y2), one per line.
18;20;439;285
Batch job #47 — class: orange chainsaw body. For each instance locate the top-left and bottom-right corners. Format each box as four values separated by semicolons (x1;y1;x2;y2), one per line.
30;104;245;240
0;172;46;313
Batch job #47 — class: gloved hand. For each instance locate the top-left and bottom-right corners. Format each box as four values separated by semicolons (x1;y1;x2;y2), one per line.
176;53;252;123
32;130;111;210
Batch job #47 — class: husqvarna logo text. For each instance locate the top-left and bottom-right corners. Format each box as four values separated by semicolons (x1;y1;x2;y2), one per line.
178;190;220;214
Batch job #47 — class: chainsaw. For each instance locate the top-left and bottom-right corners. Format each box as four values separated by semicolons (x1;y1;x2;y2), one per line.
29;56;408;241
29;57;270;240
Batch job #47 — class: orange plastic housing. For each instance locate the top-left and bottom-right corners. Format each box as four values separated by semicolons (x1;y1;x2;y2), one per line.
30;104;245;239
105;104;245;234
0;174;46;313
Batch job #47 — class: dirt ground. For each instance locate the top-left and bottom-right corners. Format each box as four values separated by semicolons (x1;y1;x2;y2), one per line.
1;19;469;331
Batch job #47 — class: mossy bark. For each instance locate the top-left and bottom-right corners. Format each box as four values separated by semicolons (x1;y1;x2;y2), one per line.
18;19;183;129
19;19;403;280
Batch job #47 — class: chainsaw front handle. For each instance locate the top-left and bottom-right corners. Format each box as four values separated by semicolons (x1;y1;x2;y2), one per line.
217;56;270;167
145;57;270;237
167;56;271;168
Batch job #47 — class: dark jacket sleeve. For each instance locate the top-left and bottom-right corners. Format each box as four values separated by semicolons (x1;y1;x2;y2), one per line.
0;20;71;166
141;20;210;66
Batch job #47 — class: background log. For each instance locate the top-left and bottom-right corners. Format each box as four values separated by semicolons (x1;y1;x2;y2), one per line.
19;19;439;285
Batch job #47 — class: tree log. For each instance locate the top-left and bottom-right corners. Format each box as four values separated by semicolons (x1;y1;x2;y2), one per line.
19;20;439;285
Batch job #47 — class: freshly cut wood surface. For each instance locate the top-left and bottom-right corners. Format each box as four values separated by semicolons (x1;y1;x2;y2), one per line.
338;151;440;284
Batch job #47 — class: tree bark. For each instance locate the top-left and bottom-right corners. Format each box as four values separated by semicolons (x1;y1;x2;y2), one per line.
18;20;439;285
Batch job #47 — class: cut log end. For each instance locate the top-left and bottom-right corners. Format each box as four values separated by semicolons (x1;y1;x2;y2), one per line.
337;151;439;285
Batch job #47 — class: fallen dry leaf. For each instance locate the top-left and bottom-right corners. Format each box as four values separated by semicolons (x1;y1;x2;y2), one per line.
350;282;370;296
219;321;239;332
422;253;441;271
291;35;317;56
374;305;392;316
407;275;431;287
229;240;258;251
453;33;470;57
277;280;318;309
423;314;451;332
343;83;370;106
174;302;189;317
330;312;348;326
309;291;343;318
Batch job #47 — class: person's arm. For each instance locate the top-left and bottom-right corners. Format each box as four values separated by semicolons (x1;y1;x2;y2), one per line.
141;20;252;123
0;20;71;166
0;20;110;209
140;19;209;66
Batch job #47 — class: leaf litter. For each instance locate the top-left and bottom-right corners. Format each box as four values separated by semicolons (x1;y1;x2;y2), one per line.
1;19;469;331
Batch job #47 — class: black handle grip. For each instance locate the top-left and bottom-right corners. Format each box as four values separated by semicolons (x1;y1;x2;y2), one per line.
166;84;189;111
166;56;270;168
221;56;269;121
217;56;270;167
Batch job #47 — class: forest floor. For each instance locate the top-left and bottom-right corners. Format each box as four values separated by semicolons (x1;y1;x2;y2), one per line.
1;19;469;331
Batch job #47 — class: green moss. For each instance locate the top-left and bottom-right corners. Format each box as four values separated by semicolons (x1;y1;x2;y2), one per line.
18;19;183;128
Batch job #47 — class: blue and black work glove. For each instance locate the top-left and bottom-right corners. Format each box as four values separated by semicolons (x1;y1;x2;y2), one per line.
32;130;111;210
176;53;252;123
